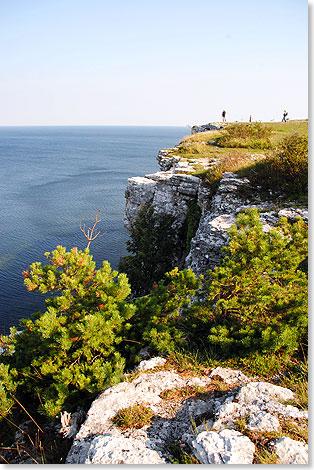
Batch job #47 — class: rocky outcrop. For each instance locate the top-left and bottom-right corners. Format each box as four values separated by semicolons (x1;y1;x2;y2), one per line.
191;429;255;464
66;360;308;464
124;172;200;232
124;156;308;276
185;172;308;275
191;123;223;134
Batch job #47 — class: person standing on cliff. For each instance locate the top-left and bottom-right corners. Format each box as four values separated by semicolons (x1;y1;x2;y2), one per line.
282;110;288;122
222;110;226;122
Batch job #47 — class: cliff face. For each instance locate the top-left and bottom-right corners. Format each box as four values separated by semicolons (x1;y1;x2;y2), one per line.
124;151;308;275
124;172;200;232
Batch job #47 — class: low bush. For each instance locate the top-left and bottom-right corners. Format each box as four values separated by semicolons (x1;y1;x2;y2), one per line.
0;246;135;420
197;151;253;186
216;122;272;149
134;209;308;359
186;209;308;356
129;268;201;355
241;134;308;197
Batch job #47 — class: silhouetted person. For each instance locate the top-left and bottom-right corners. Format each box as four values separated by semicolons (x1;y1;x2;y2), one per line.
222;110;226;122
249;115;252;123
282;110;288;122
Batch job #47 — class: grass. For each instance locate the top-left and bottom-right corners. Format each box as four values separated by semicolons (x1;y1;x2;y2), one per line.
166;441;200;464
111;404;154;430
233;418;308;464
172;121;307;169
0;419;73;464
159;385;207;401
166;349;206;376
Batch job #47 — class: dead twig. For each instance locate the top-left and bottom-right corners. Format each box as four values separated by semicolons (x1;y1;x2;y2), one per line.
9;393;43;433
80;210;104;249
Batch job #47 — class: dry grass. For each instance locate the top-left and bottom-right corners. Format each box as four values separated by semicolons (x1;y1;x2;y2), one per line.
111;404;154;430
175;120;307;165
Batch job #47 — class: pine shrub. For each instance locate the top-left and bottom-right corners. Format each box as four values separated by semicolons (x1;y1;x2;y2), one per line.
0;246;135;419
118;205;180;296
189;209;308;355
129;268;201;355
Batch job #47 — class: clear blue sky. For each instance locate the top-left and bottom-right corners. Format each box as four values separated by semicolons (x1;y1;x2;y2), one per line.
0;0;308;125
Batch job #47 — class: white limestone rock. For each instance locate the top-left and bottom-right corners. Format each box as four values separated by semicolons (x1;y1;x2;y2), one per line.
235;382;308;420
66;370;211;464
157;148;180;171
124;171;200;232
209;366;251;386
247;411;281;433
236;381;295;405
124;176;156;230
185;173;255;274
278;207;308;223
212;380;307;433
191;429;255;464
65;363;308;465
191;123;223;134
275;436;308;464
136;357;166;371
79;434;166;464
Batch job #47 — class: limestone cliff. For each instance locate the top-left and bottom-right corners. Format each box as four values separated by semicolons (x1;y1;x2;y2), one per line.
124;148;308;276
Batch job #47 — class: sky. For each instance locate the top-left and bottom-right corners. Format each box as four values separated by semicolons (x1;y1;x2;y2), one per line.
0;0;309;126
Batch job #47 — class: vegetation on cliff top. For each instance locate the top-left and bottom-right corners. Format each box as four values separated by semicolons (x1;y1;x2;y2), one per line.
0;121;308;463
178;120;308;201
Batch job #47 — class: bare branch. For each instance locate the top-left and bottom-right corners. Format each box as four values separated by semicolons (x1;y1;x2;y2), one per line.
80;210;104;249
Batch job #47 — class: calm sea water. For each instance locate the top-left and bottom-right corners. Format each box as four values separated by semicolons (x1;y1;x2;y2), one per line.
0;126;188;331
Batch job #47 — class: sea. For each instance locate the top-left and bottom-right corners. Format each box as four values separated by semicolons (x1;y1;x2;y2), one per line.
0;126;188;332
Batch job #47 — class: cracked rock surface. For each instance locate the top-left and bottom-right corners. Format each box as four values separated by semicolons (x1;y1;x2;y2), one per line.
124;145;308;277
66;361;308;464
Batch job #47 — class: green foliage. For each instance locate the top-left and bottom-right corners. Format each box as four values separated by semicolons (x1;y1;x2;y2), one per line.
0;363;19;417
188;209;308;355
134;209;307;360
1;246;135;419
241;134;308;197
167;441;200;464
118;205;179;296
129;268;201;355
111;403;154;429
217;122;272;149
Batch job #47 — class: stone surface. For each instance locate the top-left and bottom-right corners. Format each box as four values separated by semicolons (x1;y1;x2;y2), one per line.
191;122;223;134
124;140;308;276
66;364;308;464
186;172;260;274
136;357;167;371
247;411;281;433
275;437;308;464
74;434;166;464
213;381;308;432
209;366;251;386
191;429;255;464
124;171;200;233
157;149;180;171
66;370;213;464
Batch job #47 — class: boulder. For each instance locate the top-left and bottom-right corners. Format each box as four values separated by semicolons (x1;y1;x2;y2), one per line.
275;436;308;464
191;429;255;464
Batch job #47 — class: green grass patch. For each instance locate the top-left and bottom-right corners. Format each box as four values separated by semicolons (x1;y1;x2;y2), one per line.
111;404;154;430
